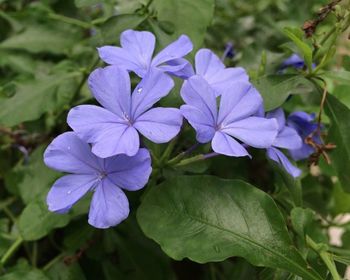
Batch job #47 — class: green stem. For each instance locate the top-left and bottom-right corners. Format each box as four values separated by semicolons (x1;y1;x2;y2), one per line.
159;138;178;163
48;13;92;29
0;197;17;211
42;253;64;271
0;237;24;269
175;154;205;167
32;242;38;268
2;206;17;225
306;236;341;280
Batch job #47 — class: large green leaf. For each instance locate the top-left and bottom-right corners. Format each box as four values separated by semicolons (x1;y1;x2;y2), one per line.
153;0;215;49
137;175;322;280
0;72;80;127
0;24;79;55
18;197;70;241
0;269;49;280
253;74;314;111
325;94;350;192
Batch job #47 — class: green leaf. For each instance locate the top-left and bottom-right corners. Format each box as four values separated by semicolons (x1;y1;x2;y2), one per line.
0;24;79;55
253;74;314;111
153;0;215;49
0;72;81;127
283;27;313;71
0;269;49;280
46;261;86;280
291;207;314;240
137;175;322;280
0;219;12;258
322;70;350;84
5;146;59;204
325;94;350;192
18;197;70;241
100;14;148;45
74;0;103;8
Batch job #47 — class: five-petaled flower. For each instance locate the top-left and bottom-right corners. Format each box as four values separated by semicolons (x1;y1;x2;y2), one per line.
265;108;302;177
180;76;278;157
190;48;249;96
44;132;152;229
68;66;183;158
98;29;193;79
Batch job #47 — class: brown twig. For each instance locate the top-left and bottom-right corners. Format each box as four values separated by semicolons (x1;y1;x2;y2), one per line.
303;0;342;37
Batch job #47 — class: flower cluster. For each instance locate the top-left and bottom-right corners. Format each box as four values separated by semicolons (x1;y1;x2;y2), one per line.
44;30;318;229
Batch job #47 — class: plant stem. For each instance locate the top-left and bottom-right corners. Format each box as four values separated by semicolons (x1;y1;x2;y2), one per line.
48;13;92;29
306;236;341;280
0;236;24;269
0;197;16;211
42;253;64;271
174;152;219;167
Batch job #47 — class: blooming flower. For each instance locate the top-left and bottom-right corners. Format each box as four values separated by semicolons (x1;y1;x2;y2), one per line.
98;29;193;79
44;132;152;229
265;108;302;177
68;66;183;158
287;111;320;161
180;76;278;157
192;48;249;96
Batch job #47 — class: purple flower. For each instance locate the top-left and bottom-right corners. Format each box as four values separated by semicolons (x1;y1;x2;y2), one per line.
180;76;278;157
97;29;193;79
68;66;183;158
265;108;302;177
280;53;316;71
44;132;152;229
193;49;249;96
287;111;320;161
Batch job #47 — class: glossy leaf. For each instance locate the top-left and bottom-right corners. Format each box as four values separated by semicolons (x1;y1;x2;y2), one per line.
137;175;322;280
325;94;350;192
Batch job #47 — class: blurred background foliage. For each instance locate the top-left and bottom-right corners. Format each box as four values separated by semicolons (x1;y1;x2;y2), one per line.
0;0;350;279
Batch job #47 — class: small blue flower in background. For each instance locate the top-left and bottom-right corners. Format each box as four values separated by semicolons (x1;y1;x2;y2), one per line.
192;49;249;96
68;66;183;158
221;42;235;61
280;53;316;71
180;76;278;157
265;108;303;177
44;132;152;229
98;29;193;79
287;111;320;161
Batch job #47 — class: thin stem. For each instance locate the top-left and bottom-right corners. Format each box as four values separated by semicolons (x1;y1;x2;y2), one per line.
48;13;92;29
0;197;17;211
32;242;38;268
2;206;17;225
174;152;219;167
42;253;64;271
0;237;24;269
159;138;178;163
306;236;341;280
167;143;200;166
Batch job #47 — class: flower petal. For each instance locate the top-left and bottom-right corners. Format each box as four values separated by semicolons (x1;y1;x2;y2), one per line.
266;108;285;131
208;67;249;96
88;180;129;229
152;35;193;67
47;174;97;213
222;117;278;148
67;105;139;157
44;132;100;174
157;58;195;79
195;48;225;77
218;83;262;125
134;108;182;143
274;126;302;150
97;46;145;76
131;68;174;119
289;144;314;161
180;75;217;126
212;131;250;157
180;105;215;143
105;148;152;191
88;66;131;118
267;147;301;178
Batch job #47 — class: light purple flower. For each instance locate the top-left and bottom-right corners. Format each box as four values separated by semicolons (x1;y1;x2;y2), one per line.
193;49;249;96
68;66;183;158
180;76;278;157
287;111;320;161
266;108;302;177
44;132;152;229
280;53;316;71
98;29;193;79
